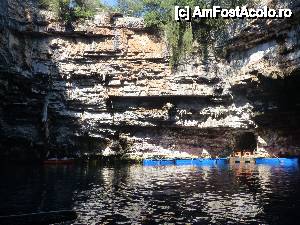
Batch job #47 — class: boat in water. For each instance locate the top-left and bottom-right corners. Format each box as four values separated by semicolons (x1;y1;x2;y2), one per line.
43;157;75;165
143;157;299;167
229;149;256;164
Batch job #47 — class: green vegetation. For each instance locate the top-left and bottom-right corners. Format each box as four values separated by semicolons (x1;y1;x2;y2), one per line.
39;0;105;23
116;0;255;68
116;0;144;16
39;0;256;67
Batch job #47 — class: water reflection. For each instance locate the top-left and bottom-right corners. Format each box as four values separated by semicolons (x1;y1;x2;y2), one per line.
0;161;299;224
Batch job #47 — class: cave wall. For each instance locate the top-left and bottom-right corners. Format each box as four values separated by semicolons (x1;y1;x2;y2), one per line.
0;0;300;160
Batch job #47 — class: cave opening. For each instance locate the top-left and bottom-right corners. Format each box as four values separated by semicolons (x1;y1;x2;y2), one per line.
234;132;257;153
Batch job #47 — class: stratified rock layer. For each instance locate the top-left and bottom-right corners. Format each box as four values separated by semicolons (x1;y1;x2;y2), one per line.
0;0;300;161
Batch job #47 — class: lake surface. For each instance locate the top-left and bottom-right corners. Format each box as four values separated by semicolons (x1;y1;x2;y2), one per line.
0;160;299;224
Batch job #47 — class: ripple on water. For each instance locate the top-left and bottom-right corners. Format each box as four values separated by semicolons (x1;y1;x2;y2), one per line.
0;162;299;224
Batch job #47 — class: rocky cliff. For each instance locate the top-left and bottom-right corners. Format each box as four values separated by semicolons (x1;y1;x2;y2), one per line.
0;0;300;161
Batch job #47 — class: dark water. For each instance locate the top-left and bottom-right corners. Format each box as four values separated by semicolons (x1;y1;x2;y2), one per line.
0;161;300;225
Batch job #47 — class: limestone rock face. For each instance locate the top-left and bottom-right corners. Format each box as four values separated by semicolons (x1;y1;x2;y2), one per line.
0;0;300;161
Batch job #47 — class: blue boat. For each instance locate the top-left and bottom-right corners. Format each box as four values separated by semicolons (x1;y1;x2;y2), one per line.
143;159;175;166
143;158;299;167
175;158;227;166
255;158;298;167
143;158;228;166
